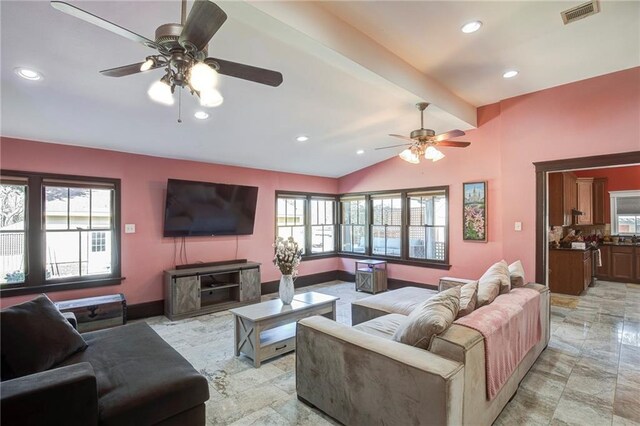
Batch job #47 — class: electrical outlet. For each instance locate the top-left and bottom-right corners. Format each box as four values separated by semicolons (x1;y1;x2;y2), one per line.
514;222;522;231
125;224;136;234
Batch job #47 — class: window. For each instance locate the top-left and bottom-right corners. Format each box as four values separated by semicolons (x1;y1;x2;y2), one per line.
337;186;450;268
340;197;366;254
310;198;335;253
0;178;27;285
276;195;306;254
371;195;402;257
91;232;107;253
408;191;447;261
0;171;121;296
611;191;640;235
274;187;449;268
275;192;337;256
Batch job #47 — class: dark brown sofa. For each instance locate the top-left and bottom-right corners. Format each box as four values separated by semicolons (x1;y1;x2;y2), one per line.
1;322;209;426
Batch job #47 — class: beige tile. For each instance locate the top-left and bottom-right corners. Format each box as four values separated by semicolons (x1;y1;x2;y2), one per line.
614;414;640;426
495;388;557;425
564;363;617;406
552;391;613;426
226;407;290;426
614;383;640;423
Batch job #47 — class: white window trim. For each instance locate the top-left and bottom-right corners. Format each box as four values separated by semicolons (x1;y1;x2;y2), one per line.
610;190;640;235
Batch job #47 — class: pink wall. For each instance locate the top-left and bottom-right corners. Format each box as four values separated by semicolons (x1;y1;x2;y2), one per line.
574;165;640;223
339;67;640;284
498;67;639;276
0;137;339;307
2;67;638;306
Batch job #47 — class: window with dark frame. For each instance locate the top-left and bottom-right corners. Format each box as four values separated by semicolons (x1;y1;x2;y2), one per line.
0;178;27;285
371;195;402;257
407;191;447;261
276;186;449;268
310;198;335;254
0;171;121;296
340;197;366;254
276;195;307;254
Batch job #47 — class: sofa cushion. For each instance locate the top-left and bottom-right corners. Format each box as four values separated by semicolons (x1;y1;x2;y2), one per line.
353;314;406;339
58;322;208;426
351;286;437;325
456;281;478;319
1;294;87;379
478;261;509;306
392;287;460;350
508;260;526;288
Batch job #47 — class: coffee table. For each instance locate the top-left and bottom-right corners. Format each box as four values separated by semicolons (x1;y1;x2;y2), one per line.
230;292;338;367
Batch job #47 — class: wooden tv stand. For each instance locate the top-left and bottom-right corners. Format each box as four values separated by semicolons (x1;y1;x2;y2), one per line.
164;261;261;321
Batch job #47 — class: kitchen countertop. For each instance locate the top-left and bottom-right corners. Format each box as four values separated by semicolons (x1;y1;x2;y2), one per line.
601;242;640;246
549;247;592;252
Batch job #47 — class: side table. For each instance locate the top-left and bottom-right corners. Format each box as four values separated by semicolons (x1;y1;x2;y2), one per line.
355;260;388;294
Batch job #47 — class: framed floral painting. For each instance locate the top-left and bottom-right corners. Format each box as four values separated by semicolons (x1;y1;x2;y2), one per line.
463;181;487;242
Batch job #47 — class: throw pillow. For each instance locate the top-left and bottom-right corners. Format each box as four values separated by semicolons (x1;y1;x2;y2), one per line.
508;260;526;288
1;294;87;378
392;287;460;350
456;281;478;318
477;260;509;307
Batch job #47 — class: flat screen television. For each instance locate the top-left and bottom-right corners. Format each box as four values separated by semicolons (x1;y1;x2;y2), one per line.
163;179;259;237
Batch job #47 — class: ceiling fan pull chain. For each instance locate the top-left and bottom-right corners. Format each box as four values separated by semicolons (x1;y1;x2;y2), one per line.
177;87;183;123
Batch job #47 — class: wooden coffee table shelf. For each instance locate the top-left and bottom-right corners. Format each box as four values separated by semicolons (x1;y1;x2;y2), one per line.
230;292;338;367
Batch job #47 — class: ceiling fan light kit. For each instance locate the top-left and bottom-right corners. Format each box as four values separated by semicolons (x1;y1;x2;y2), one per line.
378;102;471;164
51;0;283;116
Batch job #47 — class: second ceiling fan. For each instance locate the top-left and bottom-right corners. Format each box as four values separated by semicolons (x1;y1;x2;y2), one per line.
51;0;283;108
377;102;470;163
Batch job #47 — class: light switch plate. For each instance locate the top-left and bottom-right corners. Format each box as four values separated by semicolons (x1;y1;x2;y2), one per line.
514;222;522;231
125;224;136;234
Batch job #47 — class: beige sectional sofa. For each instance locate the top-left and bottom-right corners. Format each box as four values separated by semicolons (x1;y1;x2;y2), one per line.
296;278;550;426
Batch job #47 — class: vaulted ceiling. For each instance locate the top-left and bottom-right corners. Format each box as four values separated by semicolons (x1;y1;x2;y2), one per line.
1;1;638;177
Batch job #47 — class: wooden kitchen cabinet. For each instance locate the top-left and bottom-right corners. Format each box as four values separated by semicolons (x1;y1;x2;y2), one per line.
592;178;607;225
635;249;640;282
611;246;634;281
549;249;592;295
576;178;594;225
549;172;577;226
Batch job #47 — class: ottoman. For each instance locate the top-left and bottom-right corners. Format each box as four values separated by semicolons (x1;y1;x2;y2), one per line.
351;286;437;325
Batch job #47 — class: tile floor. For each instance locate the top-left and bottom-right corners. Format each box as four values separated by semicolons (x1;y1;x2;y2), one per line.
145;280;640;425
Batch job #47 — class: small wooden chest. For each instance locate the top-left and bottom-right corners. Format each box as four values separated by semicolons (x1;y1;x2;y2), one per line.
55;293;127;333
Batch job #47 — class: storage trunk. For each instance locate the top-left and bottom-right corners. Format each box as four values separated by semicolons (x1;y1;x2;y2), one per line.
55;294;127;333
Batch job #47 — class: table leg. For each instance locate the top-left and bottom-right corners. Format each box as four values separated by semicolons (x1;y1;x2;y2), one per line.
253;324;261;368
330;301;336;320
233;315;240;357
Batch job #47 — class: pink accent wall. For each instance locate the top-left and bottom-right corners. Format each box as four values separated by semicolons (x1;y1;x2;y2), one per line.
574;165;640;223
2;67;638;306
0;137;339;307
339;67;640;283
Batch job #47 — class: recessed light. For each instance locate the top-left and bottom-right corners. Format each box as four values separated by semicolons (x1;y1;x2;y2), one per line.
461;21;482;34
194;111;209;120
14;67;42;81
296;135;309;142
503;70;519;79
356;149;365;155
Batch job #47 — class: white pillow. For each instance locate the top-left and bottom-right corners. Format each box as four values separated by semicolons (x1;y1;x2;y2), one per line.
508;260;526;288
477;260;509;306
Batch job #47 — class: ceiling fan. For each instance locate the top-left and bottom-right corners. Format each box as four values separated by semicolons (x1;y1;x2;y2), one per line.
377;102;470;164
50;0;283;110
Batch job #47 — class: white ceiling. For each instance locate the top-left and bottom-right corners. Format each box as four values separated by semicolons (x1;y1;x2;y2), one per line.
1;1;638;177
319;1;640;106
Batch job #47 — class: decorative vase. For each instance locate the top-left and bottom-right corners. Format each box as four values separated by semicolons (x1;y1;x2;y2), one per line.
279;274;294;304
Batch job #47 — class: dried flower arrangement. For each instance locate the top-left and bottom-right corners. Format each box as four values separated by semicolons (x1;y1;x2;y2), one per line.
273;236;302;276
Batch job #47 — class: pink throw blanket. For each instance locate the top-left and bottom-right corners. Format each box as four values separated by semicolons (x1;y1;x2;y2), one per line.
454;288;541;400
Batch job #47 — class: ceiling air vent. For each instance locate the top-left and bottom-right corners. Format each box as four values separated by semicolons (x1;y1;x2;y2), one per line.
561;0;600;25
